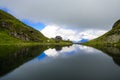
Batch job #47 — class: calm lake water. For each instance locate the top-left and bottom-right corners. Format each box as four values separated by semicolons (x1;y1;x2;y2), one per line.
0;44;120;80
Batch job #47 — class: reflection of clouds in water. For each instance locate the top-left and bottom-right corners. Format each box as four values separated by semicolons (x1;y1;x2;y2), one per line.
44;46;76;57
78;45;97;53
44;48;59;57
32;45;101;63
44;45;101;58
2;45;120;80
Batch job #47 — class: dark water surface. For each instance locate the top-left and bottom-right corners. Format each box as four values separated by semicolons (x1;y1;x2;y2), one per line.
0;44;120;80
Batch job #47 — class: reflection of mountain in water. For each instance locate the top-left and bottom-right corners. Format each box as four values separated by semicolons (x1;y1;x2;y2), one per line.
88;45;120;66
113;57;120;66
0;45;48;77
0;44;72;77
104;47;120;66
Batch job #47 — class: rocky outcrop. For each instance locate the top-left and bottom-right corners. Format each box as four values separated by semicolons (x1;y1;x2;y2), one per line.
105;34;120;43
0;10;47;42
85;19;120;46
105;20;120;44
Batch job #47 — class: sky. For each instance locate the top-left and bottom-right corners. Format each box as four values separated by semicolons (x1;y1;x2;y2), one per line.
0;0;120;41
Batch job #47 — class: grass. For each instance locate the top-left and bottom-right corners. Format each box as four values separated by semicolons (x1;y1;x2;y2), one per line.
84;19;120;47
0;30;23;44
0;9;48;42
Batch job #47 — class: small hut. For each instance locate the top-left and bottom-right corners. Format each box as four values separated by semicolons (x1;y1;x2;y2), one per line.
55;36;62;43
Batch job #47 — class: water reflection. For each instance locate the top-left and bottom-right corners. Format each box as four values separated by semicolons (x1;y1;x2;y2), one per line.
0;45;49;77
0;44;72;77
55;45;62;51
1;44;120;80
33;44;102;62
87;46;120;66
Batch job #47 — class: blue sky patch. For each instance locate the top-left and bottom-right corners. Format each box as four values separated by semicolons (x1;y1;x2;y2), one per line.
0;7;46;31
21;19;46;31
0;7;10;12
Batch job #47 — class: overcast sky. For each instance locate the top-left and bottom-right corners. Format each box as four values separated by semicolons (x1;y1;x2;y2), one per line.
0;0;120;41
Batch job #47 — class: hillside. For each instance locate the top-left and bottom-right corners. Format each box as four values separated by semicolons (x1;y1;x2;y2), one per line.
85;19;120;47
0;10;48;44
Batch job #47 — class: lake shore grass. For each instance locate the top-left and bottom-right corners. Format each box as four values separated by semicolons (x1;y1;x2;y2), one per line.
0;42;73;46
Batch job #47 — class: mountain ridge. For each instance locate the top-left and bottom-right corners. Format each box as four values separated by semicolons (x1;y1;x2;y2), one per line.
0;9;48;44
84;19;120;47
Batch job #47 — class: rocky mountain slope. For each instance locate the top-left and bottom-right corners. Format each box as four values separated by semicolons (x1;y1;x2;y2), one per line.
0;10;48;44
85;19;120;47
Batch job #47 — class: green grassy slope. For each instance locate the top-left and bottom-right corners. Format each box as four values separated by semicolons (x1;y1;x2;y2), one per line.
0;31;23;44
84;19;120;47
0;10;48;44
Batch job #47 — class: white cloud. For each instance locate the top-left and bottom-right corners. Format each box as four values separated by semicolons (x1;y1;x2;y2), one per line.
41;25;59;38
41;25;107;41
78;30;107;40
0;0;120;30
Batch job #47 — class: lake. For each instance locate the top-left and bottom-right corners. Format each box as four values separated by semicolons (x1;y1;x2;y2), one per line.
0;44;120;80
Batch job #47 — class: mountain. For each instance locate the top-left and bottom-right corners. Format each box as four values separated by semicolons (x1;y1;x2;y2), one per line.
80;39;88;43
0;10;48;44
85;19;120;47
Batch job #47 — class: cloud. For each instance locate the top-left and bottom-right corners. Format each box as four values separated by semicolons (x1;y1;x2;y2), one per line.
41;25;107;41
78;30;107;40
0;0;120;30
